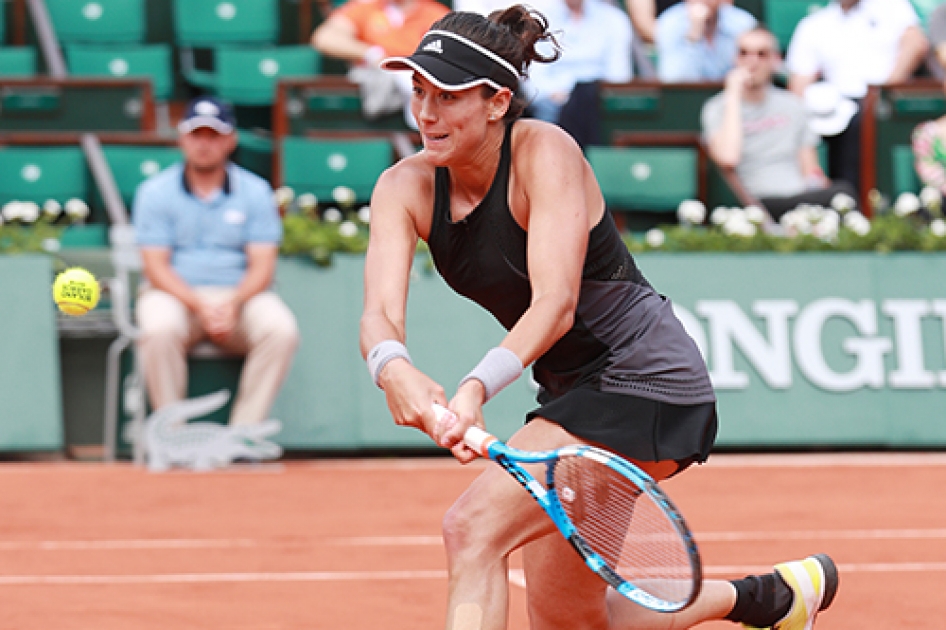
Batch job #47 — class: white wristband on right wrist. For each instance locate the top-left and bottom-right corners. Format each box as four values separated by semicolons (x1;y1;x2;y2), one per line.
459;347;523;403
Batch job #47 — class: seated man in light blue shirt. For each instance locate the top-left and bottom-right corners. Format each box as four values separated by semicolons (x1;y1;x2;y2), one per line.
656;0;756;82
527;0;633;125
133;96;299;429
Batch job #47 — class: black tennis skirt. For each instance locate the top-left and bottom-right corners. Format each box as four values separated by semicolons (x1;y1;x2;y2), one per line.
526;388;718;471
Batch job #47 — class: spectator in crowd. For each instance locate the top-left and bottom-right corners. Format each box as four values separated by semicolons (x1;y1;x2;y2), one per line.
702;26;857;221
133;96;300;431
912;95;946;194
626;0;733;46
311;0;449;124
453;0;527;16
655;0;756;82
785;0;929;194
925;3;946;80
526;0;633;130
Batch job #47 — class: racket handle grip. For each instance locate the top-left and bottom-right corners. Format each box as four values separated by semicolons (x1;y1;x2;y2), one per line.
431;403;494;458
462;426;493;457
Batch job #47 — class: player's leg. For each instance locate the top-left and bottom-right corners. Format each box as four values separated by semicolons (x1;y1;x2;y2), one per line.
522;531;610;630
135;288;202;410
227;290;300;426
441;418;585;630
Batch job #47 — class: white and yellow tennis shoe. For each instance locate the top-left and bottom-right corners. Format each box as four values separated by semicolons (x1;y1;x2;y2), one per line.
746;554;839;630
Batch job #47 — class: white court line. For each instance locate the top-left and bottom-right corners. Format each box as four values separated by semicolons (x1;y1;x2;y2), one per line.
2;528;944;551
1;562;945;587
0;463;286;474
696;528;946;542
0;570;447;586
328;536;444;546
0;539;259;551
702;452;946;468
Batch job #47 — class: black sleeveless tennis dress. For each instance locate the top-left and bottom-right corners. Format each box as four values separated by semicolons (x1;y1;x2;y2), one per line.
426;121;718;467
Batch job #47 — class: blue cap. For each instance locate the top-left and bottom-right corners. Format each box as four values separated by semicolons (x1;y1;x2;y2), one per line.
178;95;236;135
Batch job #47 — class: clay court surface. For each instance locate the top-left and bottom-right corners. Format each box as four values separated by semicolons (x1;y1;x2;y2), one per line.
0;451;944;629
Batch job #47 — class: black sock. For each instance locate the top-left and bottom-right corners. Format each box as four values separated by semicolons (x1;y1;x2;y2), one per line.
725;572;794;627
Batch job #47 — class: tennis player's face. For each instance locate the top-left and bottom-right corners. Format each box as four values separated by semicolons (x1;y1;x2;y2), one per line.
410;75;495;165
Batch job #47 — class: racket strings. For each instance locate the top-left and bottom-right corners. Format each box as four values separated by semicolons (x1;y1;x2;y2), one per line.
552;455;696;605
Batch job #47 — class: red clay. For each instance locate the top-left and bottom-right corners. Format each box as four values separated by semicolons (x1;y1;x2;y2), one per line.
0;453;942;629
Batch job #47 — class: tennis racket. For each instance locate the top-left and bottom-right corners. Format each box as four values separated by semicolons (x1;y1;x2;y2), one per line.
433;403;702;613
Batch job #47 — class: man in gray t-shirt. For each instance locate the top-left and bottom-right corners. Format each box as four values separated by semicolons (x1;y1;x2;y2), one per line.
701;26;856;219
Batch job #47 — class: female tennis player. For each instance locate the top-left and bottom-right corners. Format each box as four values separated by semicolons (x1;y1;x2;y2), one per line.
360;7;838;629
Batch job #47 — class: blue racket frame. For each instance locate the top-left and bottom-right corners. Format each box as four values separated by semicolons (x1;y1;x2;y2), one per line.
481;438;703;612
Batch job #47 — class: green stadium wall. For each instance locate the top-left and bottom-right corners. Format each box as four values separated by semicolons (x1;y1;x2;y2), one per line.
3;252;946;454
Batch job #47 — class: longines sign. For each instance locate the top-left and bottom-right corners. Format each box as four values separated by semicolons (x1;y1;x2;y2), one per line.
675;299;946;393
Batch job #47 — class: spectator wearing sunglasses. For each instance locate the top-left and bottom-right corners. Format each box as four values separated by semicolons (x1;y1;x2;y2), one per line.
655;0;755;82
701;26;857;221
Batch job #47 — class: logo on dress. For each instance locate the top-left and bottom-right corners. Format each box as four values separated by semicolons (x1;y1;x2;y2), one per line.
423;39;443;54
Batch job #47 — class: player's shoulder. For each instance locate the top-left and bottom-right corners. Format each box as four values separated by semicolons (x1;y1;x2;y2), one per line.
375;152;435;199
512;118;579;152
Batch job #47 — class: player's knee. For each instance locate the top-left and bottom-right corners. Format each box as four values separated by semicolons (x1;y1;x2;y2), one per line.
442;501;492;562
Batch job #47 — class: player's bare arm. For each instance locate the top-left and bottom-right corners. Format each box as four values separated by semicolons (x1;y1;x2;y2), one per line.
361;160;446;436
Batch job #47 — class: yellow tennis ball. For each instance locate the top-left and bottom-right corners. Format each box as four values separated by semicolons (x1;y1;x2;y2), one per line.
52;267;100;316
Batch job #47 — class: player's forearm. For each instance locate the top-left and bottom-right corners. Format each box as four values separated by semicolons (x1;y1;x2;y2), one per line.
360;309;407;358
502;291;576;369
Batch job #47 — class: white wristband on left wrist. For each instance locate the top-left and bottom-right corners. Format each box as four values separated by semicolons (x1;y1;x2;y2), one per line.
459;347;523;403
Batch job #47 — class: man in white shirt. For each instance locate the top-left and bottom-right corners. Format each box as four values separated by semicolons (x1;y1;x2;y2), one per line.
785;0;928;193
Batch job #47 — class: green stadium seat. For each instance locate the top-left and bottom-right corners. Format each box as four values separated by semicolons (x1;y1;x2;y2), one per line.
892;145;920;196
586;146;698;212
0;146;88;205
214;46;320;106
0;47;37;77
275;77;413;135
46;0;146;45
172;0;279;47
764;0;828;51
735;0;765;21
102;145;182;207
598;83;722;141
280;136;394;203
0;0;7;45
66;44;174;101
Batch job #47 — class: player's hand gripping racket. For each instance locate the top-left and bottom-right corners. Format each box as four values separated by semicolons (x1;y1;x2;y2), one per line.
433;404;702;612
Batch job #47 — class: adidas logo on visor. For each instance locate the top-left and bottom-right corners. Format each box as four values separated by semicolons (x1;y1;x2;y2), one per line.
423;39;443;54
